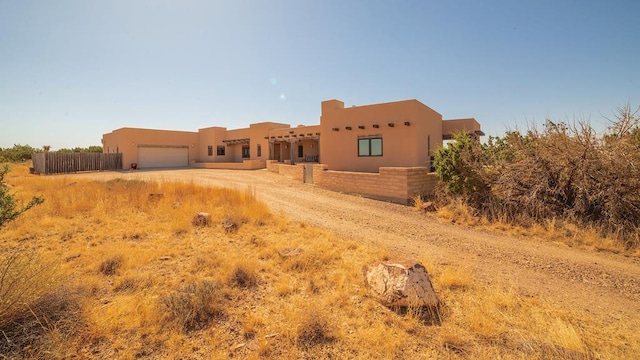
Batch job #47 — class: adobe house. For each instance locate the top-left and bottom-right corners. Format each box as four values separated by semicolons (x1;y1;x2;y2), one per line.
102;98;482;203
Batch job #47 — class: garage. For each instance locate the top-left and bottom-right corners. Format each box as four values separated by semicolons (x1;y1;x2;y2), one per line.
137;146;189;168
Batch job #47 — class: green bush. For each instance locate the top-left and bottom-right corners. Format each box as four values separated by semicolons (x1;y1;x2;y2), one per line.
0;165;44;227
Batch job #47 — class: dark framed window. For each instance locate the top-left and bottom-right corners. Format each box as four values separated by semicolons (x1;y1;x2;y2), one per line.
298;145;303;158
207;145;213;156
217;146;225;156
242;146;250;158
257;144;262;157
358;138;383;157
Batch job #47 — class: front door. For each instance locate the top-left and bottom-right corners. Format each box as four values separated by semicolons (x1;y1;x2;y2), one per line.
274;144;281;162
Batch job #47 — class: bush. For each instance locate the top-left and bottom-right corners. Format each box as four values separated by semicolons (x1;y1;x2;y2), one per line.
296;309;336;348
98;256;123;276
0;164;44;227
161;280;226;332
434;103;640;248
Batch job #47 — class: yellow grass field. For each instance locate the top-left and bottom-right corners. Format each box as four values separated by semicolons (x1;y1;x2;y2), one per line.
1;164;638;359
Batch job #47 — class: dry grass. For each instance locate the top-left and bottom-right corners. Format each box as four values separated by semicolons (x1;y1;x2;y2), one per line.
1;164;638;358
435;199;638;256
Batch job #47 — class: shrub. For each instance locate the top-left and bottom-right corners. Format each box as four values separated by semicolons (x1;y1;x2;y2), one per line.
0;164;44;227
161;280;226;332
98;256;123;276
434;103;640;248
227;263;258;289
296;309;336;348
0;250;54;322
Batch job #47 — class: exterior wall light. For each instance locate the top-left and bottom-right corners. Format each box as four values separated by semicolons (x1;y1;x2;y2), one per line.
332;127;339;131
345;126;352;130
388;122;395;127
372;124;379;128
404;121;411;126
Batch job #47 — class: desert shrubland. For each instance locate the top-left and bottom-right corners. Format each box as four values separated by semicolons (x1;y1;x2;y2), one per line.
434;103;640;252
0;164;638;358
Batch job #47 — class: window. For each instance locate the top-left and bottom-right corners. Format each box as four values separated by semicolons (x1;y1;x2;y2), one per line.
242;146;250;158
207;145;213;156
257;144;262;157
298;145;303;158
217;146;225;156
358;138;382;157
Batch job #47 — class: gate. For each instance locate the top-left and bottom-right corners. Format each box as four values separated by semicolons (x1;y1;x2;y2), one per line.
303;164;314;184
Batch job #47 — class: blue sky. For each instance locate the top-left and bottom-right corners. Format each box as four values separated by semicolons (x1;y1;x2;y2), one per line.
1;0;639;149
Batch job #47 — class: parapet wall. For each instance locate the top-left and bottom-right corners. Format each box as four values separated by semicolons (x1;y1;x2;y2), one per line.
312;164;437;204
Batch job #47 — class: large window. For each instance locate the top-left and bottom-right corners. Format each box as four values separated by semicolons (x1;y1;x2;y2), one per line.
217;146;225;156
358;138;382;157
242;146;250;158
207;145;213;156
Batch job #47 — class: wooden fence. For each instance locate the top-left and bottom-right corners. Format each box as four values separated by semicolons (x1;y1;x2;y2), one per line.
31;152;122;174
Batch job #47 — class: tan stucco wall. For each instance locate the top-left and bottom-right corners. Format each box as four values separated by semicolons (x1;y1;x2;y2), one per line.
198;127;228;162
442;118;482;138
319;99;443;173
250;122;290;162
102;127;198;169
312;164;438;204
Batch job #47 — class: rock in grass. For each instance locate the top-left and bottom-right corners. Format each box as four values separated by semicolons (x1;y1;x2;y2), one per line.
363;260;439;309
222;220;237;233
192;212;211;227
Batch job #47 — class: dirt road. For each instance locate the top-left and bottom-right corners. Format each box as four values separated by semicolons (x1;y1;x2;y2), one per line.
73;168;640;324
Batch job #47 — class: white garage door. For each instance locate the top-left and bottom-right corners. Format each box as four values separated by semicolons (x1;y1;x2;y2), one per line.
138;147;189;168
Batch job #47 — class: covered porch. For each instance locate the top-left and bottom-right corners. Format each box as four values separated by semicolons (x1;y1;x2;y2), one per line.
222;137;251;162
267;132;320;165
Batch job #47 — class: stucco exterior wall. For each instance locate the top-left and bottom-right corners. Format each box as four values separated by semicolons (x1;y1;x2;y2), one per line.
102;128;198;169
319;99;443;173
312;164;438;204
198;127;230;162
442;118;483;138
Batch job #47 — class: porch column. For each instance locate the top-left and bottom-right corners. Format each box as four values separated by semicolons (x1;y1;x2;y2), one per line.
290;139;298;165
268;140;274;160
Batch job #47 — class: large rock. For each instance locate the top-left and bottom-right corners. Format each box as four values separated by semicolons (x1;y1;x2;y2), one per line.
363;260;439;309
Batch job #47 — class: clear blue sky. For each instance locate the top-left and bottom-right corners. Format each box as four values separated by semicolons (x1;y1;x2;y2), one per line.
1;0;639;149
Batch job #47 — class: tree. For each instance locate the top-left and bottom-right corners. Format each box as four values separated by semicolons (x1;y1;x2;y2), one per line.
0;144;38;162
0;165;44;227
